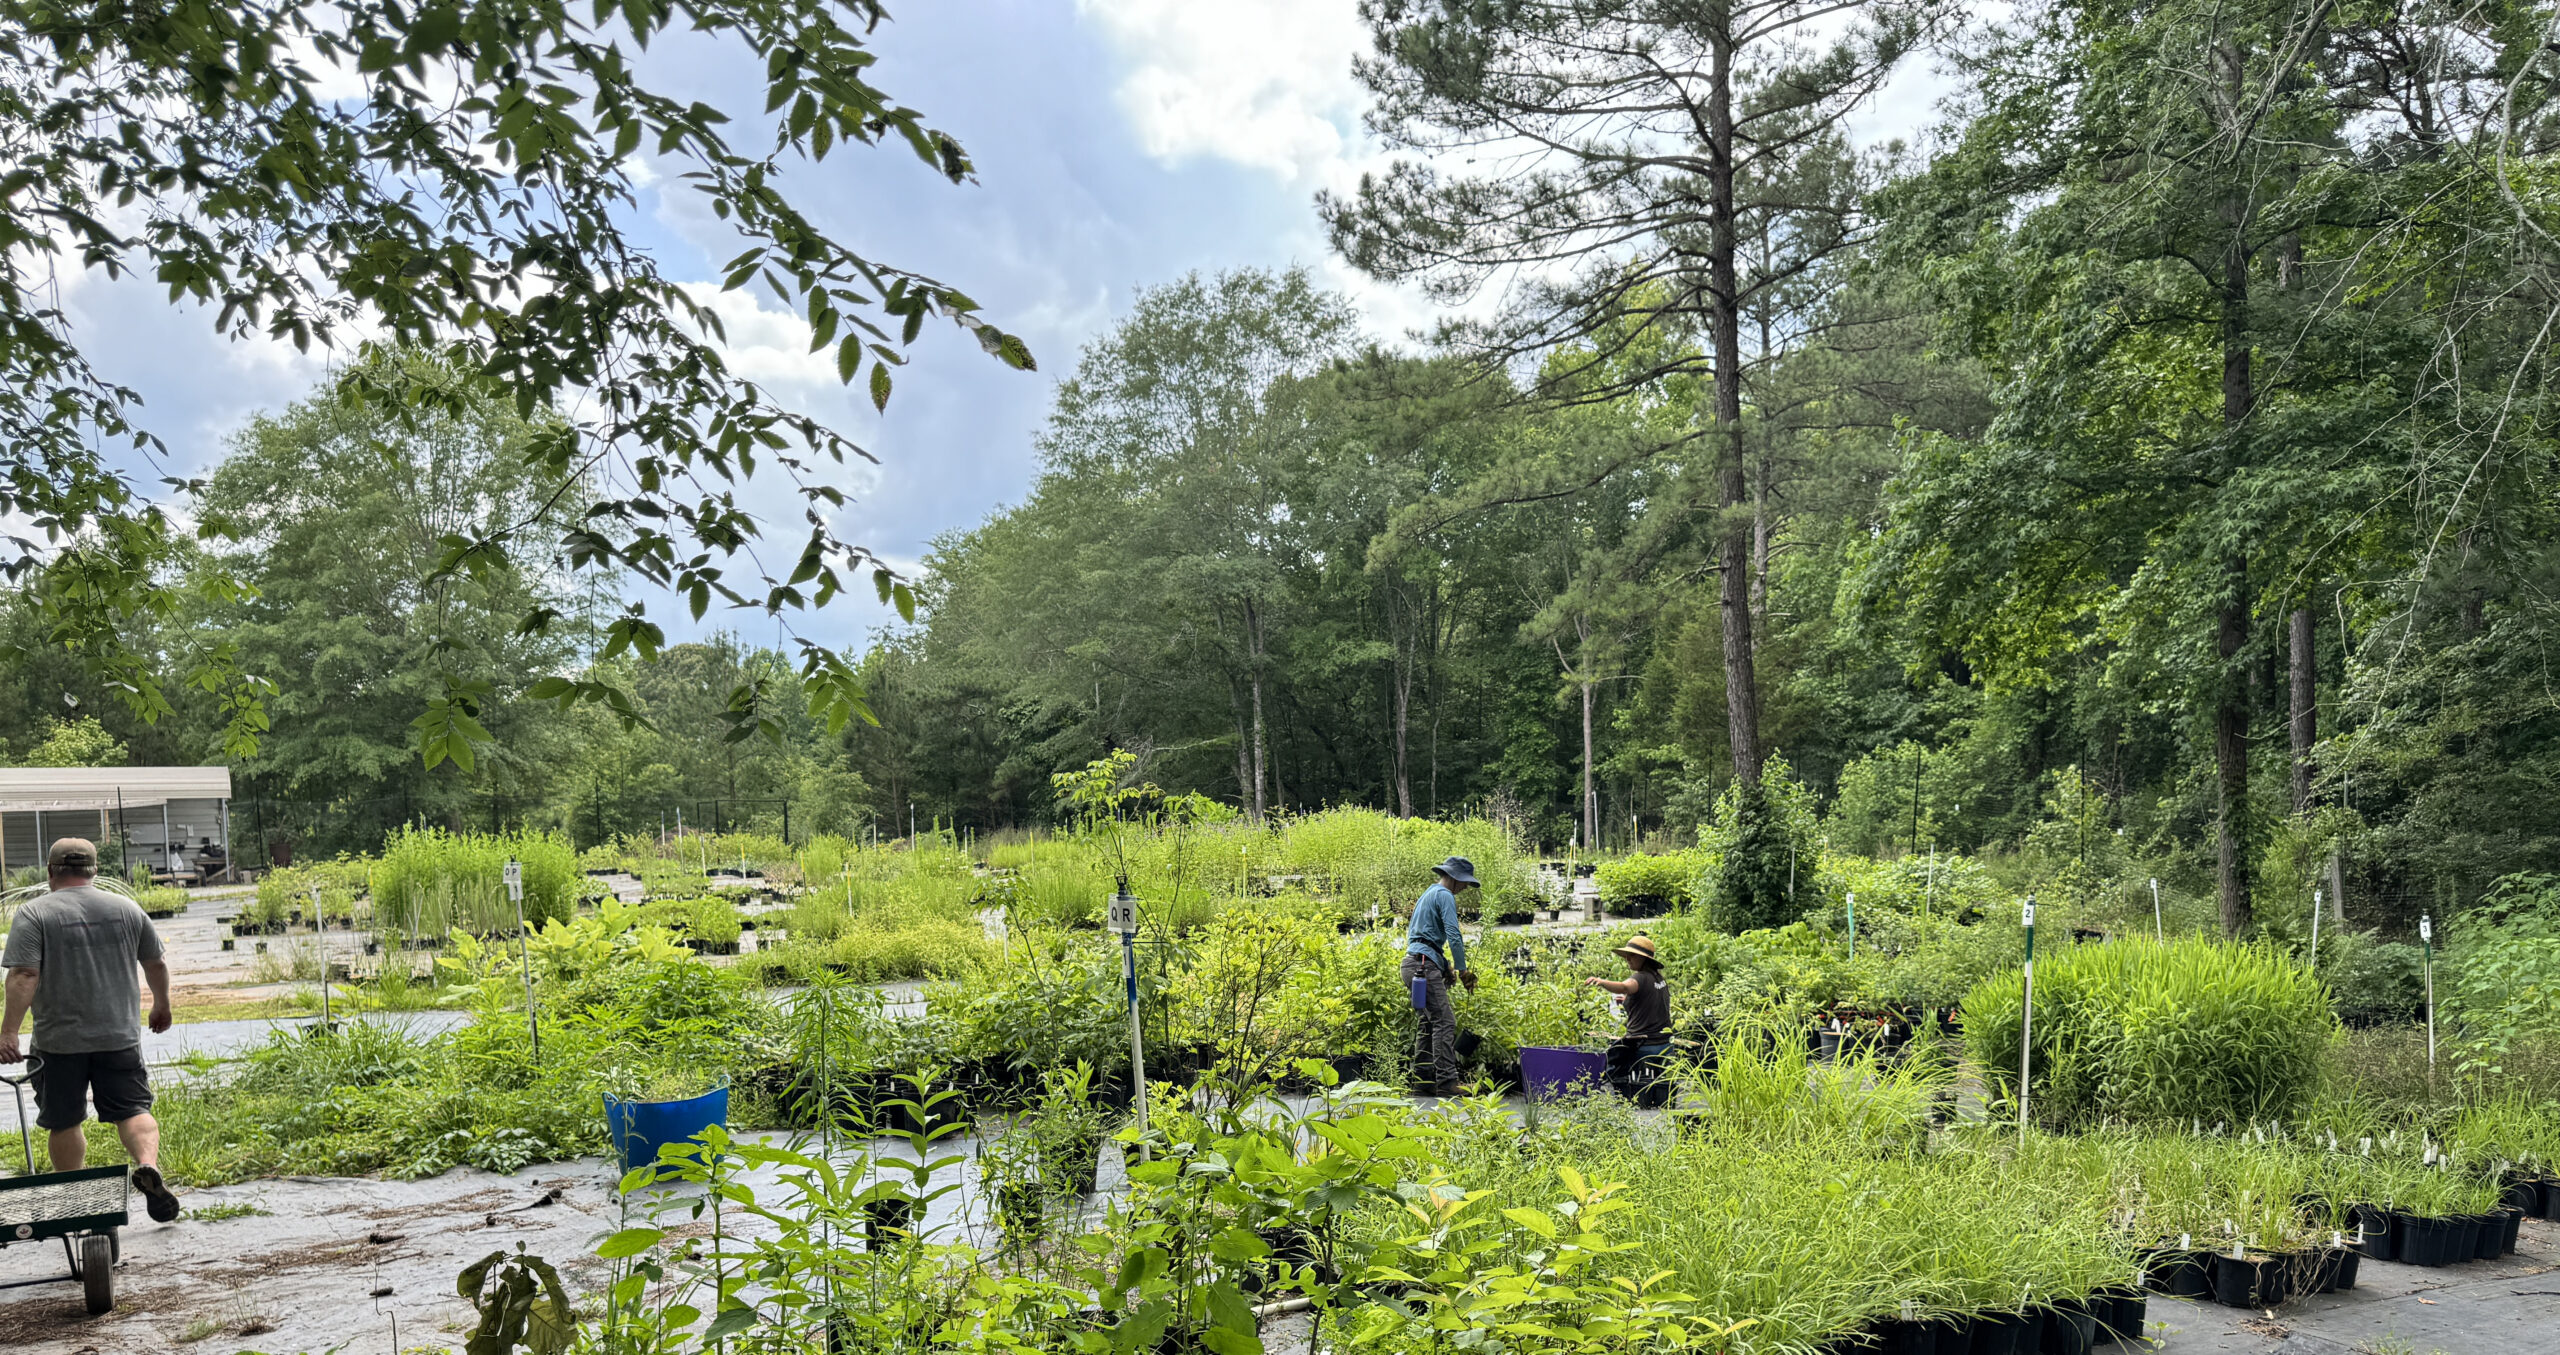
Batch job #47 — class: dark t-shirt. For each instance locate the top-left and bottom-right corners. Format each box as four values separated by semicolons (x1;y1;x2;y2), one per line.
1623;969;1670;1040
1;884;164;1053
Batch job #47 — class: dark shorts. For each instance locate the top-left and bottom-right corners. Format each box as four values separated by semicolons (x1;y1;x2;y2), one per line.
30;1046;154;1130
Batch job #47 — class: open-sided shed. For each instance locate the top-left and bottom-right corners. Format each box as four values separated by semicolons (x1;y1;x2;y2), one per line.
0;766;235;881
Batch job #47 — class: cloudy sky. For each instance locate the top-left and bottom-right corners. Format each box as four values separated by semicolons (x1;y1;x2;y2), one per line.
69;0;1952;654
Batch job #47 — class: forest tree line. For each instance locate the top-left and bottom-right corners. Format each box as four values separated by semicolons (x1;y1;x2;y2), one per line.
8;1;2557;939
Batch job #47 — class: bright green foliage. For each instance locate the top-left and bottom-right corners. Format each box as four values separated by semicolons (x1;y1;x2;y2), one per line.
1964;936;2335;1127
2444;874;2560;1074
1593;850;1706;910
370;825;578;932
8;716;128;768
254;858;370;927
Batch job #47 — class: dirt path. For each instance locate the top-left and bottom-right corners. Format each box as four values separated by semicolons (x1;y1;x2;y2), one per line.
0;1163;628;1355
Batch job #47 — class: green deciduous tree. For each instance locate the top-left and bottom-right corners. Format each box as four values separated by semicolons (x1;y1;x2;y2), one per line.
0;0;1032;764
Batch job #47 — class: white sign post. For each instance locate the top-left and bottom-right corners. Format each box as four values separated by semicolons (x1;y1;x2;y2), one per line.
2019;894;2038;1141
1111;881;1148;1158
311;881;330;1031
2308;889;2323;972
2149;878;2162;942
506;859;540;1062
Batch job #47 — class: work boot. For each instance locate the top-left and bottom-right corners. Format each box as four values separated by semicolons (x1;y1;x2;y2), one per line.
131;1164;180;1223
1431;1081;1465;1099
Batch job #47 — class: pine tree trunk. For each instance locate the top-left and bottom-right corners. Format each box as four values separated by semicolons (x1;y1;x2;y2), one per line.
1393;648;1414;819
2290;605;2315;814
1581;674;1598;850
1708;23;1763;785
2215;219;2255;936
1248;601;1268;822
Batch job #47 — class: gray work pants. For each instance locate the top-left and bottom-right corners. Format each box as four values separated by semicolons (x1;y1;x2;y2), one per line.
1403;950;1457;1088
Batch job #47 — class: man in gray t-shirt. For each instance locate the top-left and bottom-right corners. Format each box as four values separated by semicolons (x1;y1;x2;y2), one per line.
1;837;181;1222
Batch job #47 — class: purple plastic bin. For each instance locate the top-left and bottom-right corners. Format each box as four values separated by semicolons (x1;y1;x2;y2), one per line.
1519;1045;1608;1100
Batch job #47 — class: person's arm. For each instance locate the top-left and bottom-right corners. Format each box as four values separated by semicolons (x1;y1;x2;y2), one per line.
143;958;173;1035
0;966;37;1062
1587;975;1637;995
1443;890;1469;977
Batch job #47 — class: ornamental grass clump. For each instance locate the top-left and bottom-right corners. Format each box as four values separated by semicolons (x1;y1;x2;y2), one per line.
1964;935;2334;1128
371;825;579;933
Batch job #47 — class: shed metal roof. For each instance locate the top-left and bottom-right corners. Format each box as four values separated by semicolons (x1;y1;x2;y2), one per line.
0;766;233;811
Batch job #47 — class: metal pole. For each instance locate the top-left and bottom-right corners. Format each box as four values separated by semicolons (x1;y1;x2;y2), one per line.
2421;914;2436;1089
2149;878;2162;942
508;860;540;1063
1114;880;1150;1160
313;881;330;1030
1910;743;1922;854
2019;894;2037;1140
160;803;171;876
115;788;128;877
1845;890;1856;959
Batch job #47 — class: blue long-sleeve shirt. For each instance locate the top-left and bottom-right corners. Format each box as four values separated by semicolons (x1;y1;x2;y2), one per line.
1406;882;1467;975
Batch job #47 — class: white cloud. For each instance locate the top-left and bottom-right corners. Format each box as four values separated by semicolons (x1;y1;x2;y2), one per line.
1075;0;1372;185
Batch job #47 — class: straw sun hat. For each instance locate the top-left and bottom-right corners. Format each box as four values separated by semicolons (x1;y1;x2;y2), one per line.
1611;934;1659;966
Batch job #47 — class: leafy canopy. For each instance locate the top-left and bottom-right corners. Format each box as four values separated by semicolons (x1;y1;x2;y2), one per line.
0;0;1032;764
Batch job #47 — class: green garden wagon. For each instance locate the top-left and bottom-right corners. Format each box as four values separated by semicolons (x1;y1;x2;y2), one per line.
0;1058;129;1315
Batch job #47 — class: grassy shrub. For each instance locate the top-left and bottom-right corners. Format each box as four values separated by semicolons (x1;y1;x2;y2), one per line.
371;826;578;933
1964;935;2335;1127
640;896;744;947
1593;850;1705;913
255;858;367;927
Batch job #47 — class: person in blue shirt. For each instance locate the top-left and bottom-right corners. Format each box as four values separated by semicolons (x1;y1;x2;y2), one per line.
1403;856;1481;1096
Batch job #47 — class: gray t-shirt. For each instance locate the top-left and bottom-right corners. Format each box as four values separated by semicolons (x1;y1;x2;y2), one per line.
2;884;164;1053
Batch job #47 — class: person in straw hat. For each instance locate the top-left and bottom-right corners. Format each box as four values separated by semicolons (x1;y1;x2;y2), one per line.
0;838;183;1222
1588;933;1673;1101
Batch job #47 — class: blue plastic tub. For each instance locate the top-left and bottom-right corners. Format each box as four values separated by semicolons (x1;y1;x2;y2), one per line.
603;1083;730;1175
1518;1046;1608;1100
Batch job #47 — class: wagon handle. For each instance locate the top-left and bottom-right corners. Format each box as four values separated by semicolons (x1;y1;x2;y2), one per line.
3;1053;39;1175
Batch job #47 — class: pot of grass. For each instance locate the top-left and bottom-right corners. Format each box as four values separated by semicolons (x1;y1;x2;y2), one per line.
2208;1248;2289;1309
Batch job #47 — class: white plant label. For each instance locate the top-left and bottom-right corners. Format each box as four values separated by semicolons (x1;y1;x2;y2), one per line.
504;859;524;901
2361;1136;2372;1156
2179;1233;2191;1250
1107;894;1139;935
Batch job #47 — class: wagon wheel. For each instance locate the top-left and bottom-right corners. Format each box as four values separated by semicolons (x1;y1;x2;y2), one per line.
80;1234;113;1314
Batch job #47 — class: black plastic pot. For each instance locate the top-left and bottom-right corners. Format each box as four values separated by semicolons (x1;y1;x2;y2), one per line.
2348;1203;2395;1260
2393;1210;2437;1266
2140;1246;2212;1298
2210;1253;2289;1309
2034;1300;2094;1355
1968;1309;2039;1355
2540;1178;2560;1221
2327;1248;2361;1291
2087;1289;2146;1347
1868;1316;1938;1355
861;1196;915;1251
2303;1248;2339;1294
2469;1212;2502;1261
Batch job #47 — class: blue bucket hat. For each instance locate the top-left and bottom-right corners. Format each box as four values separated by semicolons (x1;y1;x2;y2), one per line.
1434;856;1479;887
